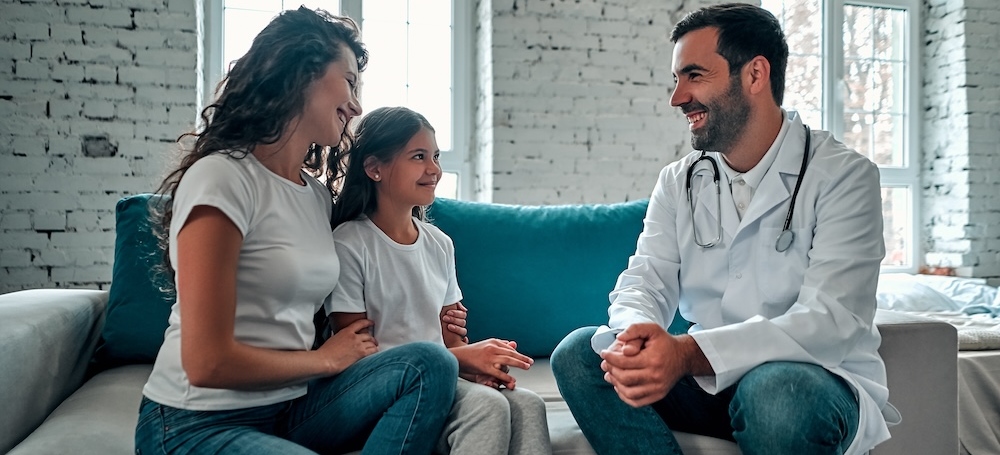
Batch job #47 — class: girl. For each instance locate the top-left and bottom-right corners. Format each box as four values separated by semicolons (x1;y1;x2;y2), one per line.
326;106;554;455
135;9;463;455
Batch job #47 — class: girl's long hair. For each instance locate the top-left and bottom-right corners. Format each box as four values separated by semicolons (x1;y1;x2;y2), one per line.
152;7;367;283
331;106;435;228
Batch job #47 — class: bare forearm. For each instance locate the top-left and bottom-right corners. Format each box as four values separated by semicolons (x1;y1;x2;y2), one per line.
184;342;337;391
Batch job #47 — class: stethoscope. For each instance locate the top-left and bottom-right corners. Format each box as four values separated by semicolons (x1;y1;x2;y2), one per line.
685;124;811;252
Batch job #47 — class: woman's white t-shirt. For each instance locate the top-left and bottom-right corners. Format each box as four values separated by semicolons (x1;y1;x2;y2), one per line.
325;216;462;351
142;153;339;411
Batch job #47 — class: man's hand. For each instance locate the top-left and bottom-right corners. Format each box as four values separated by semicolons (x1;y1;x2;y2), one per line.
600;323;709;408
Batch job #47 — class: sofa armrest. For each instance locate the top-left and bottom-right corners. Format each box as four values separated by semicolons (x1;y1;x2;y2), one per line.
0;289;108;454
872;309;958;455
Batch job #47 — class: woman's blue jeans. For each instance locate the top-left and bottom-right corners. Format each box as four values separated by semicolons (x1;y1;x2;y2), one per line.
551;327;859;455
135;342;458;455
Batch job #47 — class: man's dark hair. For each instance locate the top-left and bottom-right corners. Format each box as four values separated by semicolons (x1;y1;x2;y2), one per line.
670;3;788;106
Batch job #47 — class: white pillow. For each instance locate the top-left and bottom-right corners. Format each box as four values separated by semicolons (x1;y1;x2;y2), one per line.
909;274;998;309
876;274;961;312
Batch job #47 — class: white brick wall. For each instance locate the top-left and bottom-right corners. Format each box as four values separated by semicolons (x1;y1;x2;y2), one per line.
922;0;1000;281
478;0;730;205
2;0;999;291
0;0;198;293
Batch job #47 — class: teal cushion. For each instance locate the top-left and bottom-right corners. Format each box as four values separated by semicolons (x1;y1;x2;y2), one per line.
93;194;173;369
429;198;689;357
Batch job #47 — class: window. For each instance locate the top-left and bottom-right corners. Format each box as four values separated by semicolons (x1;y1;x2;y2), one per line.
761;0;921;271
204;0;471;199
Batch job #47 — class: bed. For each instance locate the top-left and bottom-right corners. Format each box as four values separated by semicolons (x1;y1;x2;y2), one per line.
877;274;1000;454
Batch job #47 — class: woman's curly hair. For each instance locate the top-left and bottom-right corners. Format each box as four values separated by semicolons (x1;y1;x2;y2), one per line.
151;6;367;284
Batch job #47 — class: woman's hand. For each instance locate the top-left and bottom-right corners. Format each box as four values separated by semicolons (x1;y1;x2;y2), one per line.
440;302;469;347
317;318;379;375
451;339;532;389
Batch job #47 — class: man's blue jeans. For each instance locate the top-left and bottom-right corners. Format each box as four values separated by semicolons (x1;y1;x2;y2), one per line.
135;342;458;455
551;327;859;455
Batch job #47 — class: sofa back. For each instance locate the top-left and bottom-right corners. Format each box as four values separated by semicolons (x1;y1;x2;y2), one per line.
95;194;687;368
428;198;688;358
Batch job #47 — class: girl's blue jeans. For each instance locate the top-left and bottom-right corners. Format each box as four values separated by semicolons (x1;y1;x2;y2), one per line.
551;327;860;455
135;341;457;455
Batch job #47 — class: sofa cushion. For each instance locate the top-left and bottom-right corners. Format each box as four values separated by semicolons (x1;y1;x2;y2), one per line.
93;194;173;369
428;198;689;357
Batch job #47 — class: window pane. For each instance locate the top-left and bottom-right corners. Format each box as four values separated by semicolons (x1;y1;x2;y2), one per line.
843;111;872;159
881;186;911;267
223;1;342;73
361;19;409;110
843;4;907;167
223;8;279;71
361;0;453;151
435;171;458;199
763;0;823;126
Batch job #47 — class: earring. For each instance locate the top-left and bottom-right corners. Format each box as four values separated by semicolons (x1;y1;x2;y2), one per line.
373;173;380;181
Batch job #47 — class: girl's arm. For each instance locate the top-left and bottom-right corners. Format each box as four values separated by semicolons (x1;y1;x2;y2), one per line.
178;206;377;390
331;312;371;334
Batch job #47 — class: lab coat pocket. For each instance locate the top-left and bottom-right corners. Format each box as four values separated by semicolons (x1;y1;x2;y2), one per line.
756;226;813;306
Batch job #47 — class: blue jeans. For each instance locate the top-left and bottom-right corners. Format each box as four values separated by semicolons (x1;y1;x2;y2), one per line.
551;327;859;455
135;342;458;455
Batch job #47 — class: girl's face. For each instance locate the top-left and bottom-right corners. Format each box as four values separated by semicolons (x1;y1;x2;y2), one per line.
373;127;441;209
300;44;362;148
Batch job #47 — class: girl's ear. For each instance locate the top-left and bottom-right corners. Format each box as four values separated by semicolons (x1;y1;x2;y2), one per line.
363;156;381;182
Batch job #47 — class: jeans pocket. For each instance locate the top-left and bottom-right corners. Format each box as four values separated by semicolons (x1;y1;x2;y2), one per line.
134;398;167;455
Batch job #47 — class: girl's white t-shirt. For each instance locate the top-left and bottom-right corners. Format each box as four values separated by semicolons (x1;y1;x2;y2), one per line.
325;216;463;350
142;153;339;411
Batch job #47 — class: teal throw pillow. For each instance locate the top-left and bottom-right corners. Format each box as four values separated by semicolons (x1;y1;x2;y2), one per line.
93;194;173;369
428;198;687;357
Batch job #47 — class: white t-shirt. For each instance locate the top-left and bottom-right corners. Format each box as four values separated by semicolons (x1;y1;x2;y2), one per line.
325;216;463;350
142;152;339;411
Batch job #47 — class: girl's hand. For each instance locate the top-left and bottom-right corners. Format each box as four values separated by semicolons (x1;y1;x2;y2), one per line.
317;318;379;375
451;339;533;389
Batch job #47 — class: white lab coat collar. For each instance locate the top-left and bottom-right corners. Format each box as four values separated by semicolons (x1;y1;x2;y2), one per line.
692;110;809;242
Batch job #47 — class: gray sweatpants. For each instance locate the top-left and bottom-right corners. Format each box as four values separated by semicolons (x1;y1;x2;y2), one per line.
435;380;553;455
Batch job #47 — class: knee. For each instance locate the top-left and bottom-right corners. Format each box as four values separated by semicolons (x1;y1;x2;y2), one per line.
733;362;857;443
464;387;513;424
393;342;458;377
550;326;601;382
503;388;547;420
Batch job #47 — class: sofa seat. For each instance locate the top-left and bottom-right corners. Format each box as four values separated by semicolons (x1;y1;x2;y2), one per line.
8;365;151;455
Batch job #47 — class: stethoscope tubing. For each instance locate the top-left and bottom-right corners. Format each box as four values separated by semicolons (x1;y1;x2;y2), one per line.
686;124;812;252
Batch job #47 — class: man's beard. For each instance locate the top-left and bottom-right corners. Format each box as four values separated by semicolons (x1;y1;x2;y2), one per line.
690;75;752;152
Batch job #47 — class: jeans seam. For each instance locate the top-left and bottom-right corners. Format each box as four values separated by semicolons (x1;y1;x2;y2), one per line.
285;358;424;441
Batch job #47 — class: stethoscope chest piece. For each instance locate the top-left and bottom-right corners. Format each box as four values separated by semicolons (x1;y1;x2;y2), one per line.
775;229;794;252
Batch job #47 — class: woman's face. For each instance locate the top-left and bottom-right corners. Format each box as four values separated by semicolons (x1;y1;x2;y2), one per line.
300;44;362;148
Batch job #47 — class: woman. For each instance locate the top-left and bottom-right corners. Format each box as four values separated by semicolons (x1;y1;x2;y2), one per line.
134;8;460;454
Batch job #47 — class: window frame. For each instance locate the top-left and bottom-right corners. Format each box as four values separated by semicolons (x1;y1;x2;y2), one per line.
770;0;922;272
202;0;473;200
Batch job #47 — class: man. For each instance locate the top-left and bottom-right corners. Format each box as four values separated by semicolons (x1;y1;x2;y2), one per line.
550;4;900;455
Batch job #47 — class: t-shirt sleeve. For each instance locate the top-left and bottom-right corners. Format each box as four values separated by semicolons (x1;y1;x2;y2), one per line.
325;233;367;315
171;156;255;236
443;235;463;307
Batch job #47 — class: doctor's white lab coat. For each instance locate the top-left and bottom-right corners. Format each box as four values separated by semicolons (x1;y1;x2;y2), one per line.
597;111;900;454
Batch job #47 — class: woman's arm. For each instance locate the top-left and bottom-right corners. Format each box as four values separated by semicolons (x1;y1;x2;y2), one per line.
178;206;376;390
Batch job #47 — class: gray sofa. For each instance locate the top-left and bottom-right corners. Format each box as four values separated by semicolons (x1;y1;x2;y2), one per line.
1;288;960;454
1;197;961;454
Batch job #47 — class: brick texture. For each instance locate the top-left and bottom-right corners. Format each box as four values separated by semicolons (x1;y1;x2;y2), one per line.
0;0;196;293
2;0;999;291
